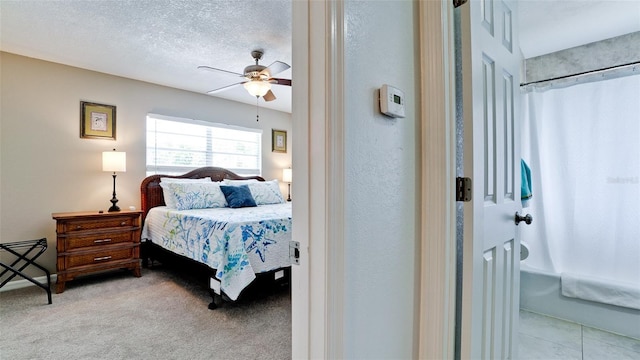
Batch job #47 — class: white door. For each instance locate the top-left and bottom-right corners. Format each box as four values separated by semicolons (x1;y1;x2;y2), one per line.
459;0;523;358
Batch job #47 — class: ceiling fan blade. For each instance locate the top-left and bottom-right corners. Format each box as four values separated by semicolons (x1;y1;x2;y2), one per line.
261;61;291;77
263;90;277;102
270;78;292;86
206;81;245;94
198;65;244;77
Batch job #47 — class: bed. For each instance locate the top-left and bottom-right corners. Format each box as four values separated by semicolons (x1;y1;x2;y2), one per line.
139;167;292;309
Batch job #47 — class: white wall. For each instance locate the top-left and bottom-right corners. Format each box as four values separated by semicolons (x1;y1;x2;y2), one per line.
343;1;419;358
0;52;292;274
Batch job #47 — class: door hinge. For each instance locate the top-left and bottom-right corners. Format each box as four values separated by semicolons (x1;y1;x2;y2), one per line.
456;177;472;202
453;0;468;8
289;241;300;265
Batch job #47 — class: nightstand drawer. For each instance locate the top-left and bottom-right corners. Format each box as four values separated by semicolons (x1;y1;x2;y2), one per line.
60;217;136;232
64;231;134;250
64;246;135;268
52;210;143;293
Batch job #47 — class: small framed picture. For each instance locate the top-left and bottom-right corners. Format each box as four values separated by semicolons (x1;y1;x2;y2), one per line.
272;129;287;153
80;101;116;140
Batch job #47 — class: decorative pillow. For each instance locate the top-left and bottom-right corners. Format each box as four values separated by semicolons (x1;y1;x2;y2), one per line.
247;180;286;205
221;178;259;185
220;185;257;208
159;177;211;208
160;177;211;183
163;182;227;210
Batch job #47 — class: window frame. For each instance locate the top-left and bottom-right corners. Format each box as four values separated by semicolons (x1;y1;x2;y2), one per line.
146;113;262;176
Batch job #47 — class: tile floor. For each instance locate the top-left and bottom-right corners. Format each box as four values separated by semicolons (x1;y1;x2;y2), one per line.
518;310;640;359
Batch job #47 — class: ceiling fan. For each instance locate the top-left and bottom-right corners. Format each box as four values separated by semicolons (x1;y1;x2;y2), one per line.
198;50;291;102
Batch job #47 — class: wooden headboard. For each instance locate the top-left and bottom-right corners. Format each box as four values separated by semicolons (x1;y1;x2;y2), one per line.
140;167;265;223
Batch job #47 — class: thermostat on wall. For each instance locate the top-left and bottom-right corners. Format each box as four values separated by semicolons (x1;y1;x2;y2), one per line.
380;84;406;118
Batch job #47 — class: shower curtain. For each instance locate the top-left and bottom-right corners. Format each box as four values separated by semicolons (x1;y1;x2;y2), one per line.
521;74;640;286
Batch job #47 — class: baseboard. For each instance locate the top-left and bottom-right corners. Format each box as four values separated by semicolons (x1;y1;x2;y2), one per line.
0;274;57;292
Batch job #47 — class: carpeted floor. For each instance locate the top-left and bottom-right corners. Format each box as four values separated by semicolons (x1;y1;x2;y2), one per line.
0;265;291;360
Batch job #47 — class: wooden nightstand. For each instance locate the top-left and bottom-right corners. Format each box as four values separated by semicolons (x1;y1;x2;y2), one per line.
52;210;142;293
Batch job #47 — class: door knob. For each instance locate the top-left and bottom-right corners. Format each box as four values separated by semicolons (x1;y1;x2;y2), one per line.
515;212;533;225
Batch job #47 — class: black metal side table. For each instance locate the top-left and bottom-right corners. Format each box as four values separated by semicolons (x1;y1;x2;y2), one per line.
0;238;52;304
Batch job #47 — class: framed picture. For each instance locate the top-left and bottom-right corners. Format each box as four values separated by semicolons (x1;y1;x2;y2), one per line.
80;101;116;140
272;129;287;153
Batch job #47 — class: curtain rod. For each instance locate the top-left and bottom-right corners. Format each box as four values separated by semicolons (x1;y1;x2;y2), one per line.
520;61;640;92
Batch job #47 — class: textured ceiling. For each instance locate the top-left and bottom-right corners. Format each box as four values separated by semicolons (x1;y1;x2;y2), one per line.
518;0;640;59
0;0;293;112
1;1;638;114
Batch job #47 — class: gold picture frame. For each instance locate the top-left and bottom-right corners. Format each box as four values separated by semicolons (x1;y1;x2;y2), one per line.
80;101;116;140
272;129;287;153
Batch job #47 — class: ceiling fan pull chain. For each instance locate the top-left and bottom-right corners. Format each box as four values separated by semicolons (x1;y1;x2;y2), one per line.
256;96;260;122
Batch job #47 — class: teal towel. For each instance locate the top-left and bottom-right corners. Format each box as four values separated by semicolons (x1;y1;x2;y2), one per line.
521;159;532;207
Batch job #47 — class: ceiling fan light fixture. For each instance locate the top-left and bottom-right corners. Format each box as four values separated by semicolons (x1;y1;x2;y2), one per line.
243;80;271;97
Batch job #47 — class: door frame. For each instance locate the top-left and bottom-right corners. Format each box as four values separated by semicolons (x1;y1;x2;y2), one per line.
291;1;346;358
417;0;458;358
291;0;456;358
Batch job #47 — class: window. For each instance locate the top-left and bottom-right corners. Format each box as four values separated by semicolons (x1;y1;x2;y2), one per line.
146;114;262;176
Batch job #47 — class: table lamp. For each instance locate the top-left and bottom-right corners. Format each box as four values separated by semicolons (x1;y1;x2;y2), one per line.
282;168;292;202
102;149;126;212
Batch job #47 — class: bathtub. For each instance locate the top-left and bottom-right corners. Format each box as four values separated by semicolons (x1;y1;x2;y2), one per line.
520;264;640;339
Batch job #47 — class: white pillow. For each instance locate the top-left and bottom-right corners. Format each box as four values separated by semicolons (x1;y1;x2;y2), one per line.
159;177;211;208
160;177;211;183
247;180;286;205
162;182;227;210
221;178;259;185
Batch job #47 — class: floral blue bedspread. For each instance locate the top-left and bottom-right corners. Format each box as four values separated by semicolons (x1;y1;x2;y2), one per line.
141;203;292;300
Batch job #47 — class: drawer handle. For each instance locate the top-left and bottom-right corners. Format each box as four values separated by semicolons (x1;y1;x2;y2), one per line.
94;238;112;244
75;225;83;230
93;256;112;262
120;221;126;226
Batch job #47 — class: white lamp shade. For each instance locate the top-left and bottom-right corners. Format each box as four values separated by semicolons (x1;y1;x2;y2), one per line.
102;151;126;172
243;80;271;97
282;168;292;183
